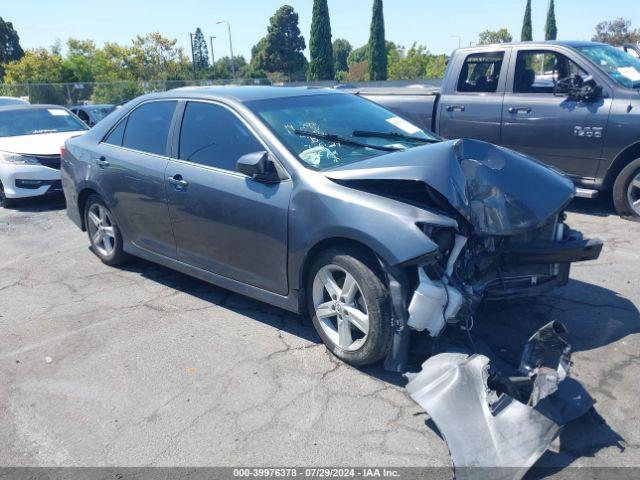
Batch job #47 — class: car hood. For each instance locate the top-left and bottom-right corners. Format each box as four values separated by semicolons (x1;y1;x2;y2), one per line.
0;131;86;156
324;139;575;236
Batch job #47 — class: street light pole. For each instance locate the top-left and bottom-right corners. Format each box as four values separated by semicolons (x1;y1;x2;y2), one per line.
217;20;237;81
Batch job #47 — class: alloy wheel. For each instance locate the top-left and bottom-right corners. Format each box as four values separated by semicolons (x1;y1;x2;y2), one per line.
627;172;640;216
87;204;116;257
312;264;370;352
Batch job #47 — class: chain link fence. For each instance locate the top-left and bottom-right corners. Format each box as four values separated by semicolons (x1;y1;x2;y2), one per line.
0;78;442;107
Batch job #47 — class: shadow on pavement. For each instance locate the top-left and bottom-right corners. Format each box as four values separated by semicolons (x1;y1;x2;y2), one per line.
2;194;66;212
118;256;634;474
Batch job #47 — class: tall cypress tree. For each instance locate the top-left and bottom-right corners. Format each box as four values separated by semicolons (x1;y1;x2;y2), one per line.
545;0;558;40
367;0;387;81
0;17;24;79
192;27;210;70
308;0;334;80
521;0;533;42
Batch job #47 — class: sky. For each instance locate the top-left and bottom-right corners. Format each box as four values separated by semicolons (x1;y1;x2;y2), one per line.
3;0;640;60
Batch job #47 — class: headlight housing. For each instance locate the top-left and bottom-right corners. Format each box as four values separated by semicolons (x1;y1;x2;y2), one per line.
0;151;40;165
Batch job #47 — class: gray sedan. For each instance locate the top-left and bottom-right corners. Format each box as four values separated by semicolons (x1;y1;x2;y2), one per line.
61;87;602;370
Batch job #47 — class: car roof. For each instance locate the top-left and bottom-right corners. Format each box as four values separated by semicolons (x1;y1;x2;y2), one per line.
155;86;344;103
0;104;71;113
72;104;114;109
457;40;608;51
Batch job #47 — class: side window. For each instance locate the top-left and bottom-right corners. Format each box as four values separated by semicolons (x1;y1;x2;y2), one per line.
103;118;127;147
122;101;177;156
103;118;127;146
514;51;586;94
457;52;505;93
179;102;263;171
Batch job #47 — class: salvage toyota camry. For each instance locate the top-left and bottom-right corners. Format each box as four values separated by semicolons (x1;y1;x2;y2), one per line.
61;87;602;370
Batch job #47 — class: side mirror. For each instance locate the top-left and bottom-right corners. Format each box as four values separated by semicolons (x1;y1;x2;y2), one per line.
236;151;280;183
554;74;601;102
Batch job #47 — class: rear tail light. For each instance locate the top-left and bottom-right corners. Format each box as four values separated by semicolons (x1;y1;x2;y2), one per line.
60;145;66;158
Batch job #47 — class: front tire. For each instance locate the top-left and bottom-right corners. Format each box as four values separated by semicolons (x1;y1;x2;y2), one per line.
306;247;391;366
84;194;128;266
0;181;14;208
613;158;640;219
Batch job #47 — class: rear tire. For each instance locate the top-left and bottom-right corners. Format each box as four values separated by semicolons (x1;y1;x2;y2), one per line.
306;247;391;366
84;194;129;266
613;158;640;219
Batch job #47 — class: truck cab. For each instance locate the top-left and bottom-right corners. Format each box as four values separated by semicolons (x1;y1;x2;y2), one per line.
359;41;640;219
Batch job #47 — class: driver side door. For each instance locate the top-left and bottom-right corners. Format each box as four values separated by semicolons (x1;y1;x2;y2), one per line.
501;48;612;179
165;101;292;295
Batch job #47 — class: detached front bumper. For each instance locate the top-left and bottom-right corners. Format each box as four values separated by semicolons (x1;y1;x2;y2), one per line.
0;163;62;199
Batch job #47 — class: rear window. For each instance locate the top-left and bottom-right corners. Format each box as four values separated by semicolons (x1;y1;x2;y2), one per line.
0;107;87;137
121;101;177;156
457;52;505;93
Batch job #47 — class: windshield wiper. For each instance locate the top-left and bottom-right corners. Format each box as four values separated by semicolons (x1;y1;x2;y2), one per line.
353;130;439;143
294;129;403;152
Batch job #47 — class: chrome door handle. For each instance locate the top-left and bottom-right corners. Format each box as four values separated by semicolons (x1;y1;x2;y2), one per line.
168;174;188;191
95;156;110;168
446;105;466;112
508;107;532;114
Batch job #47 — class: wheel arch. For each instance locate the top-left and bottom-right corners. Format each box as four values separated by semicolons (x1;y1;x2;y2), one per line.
77;186;102;231
297;237;387;313
604;141;640;189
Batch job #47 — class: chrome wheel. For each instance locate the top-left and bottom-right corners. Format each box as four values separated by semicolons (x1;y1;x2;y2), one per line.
627;172;640;216
87;204;116;257
312;264;369;352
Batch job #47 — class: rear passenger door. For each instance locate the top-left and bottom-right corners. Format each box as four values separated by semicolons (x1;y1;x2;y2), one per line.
165;101;292;295
500;48;611;178
438;50;509;144
96;100;178;257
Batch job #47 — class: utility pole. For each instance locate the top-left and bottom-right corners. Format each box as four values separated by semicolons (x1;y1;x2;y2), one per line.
450;35;462;48
209;36;216;65
217;20;237;81
189;33;197;79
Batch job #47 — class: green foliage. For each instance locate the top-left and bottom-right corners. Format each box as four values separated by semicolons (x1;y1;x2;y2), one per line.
592;18;640;46
545;0;558;41
478;28;513;45
308;0;334;80
367;0;387;81
332;38;352;78
0;17;24;79
252;5;307;80
387;44;449;80
521;0;533;41
347;61;368;82
192;28;210;70
348;45;368;67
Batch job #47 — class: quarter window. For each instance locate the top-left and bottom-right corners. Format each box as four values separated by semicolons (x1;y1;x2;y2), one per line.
104;119;126;146
179;102;263;171
122;101;177;156
457;52;505;93
513;51;586;94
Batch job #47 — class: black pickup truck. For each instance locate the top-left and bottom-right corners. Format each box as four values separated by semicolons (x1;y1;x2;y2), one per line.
355;41;640;219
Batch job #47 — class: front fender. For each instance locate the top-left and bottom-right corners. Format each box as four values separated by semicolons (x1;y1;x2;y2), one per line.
287;178;456;291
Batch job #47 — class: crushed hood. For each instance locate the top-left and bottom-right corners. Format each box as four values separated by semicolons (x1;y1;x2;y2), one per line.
324;139;575;236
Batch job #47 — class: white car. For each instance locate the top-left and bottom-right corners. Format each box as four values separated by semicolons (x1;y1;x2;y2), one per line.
0;104;87;207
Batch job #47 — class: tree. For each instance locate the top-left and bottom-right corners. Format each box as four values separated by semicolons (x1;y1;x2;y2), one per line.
252;5;307;80
348;45;368;67
545;0;558;40
308;0;333;80
332;38;352;78
367;0;387;81
388;43;429;80
592;18;640;46
478;29;513;45
425;54;449;79
0;17;24;79
192;27;210;70
521;0;533;42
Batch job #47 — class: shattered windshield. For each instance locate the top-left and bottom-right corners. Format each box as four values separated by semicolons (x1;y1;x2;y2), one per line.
577;44;640;89
246;93;439;170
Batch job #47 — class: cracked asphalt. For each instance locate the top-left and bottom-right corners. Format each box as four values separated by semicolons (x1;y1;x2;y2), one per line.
0;195;639;476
